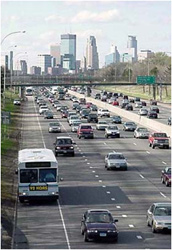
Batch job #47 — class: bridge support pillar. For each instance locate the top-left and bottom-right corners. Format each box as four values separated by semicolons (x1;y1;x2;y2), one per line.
19;87;25;100
86;86;92;97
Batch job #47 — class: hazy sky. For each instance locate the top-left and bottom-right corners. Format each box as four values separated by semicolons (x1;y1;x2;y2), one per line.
1;0;171;69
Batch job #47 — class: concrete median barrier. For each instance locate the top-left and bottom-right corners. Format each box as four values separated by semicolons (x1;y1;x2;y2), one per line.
68;90;171;137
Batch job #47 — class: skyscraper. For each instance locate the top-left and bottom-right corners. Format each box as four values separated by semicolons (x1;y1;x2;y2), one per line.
127;35;137;62
37;54;52;74
10;51;13;72
60;34;76;71
105;44;120;66
50;44;61;65
86;36;99;70
20;60;27;74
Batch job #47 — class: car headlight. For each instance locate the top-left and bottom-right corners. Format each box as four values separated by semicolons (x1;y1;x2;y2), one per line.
70;146;74;149
165;140;169;143
56;147;60;149
107;230;116;233
87;229;98;233
155;222;163;225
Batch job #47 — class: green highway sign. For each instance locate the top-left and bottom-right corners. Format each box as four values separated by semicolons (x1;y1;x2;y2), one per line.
137;76;155;84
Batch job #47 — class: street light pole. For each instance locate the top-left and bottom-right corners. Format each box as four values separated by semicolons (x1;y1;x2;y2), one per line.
1;31;26;45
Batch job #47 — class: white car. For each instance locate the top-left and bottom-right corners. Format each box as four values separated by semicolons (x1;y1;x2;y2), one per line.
56;104;62;111
68;115;80;126
97;108;110;117
134;127;149;139
108;97;116;104
105;125;120;138
13;99;21;105
135;102;142;108
96;120;108;130
71;121;81;132
138;108;148;116
39;106;49;115
105;152;128;170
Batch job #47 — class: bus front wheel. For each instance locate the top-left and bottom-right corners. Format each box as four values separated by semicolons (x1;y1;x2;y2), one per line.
19;197;24;203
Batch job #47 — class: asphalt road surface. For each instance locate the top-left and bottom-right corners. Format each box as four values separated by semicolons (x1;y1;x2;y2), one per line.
14;94;171;249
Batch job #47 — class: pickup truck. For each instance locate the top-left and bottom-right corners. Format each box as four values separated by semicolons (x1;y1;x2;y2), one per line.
77;124;94;139
149;132;169;149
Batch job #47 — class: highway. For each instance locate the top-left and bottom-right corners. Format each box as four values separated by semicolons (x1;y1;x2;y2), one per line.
14;94;171;249
91;89;171;126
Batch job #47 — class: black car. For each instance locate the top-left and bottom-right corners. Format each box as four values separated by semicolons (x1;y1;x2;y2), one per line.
147;110;158;119
90;105;98;112
150;99;157;105
80;109;90;118
81;209;118;242
95;93;101;99
54;136;75;156
121;102;128;109
125;104;133;111
87;113;98;123
111;116;122;124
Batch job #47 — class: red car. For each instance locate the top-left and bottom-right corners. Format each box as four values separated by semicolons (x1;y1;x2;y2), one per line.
86;102;92;108
112;101;119;106
161;167;171;186
77;124;94;139
149;132;169;149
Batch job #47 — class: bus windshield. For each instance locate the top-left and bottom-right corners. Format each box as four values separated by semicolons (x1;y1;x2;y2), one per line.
20;169;56;183
39;169;56;182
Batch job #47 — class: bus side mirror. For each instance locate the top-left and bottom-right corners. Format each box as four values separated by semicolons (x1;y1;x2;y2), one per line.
15;169;18;175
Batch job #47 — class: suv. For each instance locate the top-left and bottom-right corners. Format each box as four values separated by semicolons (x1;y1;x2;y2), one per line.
149;132;169;149
77;124;94;139
98;108;110;117
87;113;98;123
105;125;120;138
105;152;127;170
54;137;75;156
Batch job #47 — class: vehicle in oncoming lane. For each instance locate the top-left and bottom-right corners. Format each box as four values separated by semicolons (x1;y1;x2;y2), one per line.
147;110;158;119
123;122;137;131
105;125;120;138
134;127;149;139
125;104;133;111
54;136;75;156
147;203;171;233
135;101;142;108
105;152;128;170
150;99;157;105
13;99;21;105
168;117;171;125
138;108;148;116
81;209;118;242
150;106;159;113
161;167;171;187
48;122;61;133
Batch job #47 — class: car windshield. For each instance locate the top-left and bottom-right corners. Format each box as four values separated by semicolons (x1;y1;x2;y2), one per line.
49;123;60;127
70;116;79;120
108;126;118;130
154;207;171;216
90;114;97;117
99;121;107;124
112;116;120;119
102;110;109;112
86;212;113;223
73;122;80;126
81;126;92;129
154;133;167;137
137;128;148;132
125;122;135;126
57;139;72;145
109;154;125;159
166;168;171;174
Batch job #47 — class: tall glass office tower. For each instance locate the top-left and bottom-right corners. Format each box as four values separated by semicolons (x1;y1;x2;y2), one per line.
86;36;99;70
60;34;76;71
127;36;137;62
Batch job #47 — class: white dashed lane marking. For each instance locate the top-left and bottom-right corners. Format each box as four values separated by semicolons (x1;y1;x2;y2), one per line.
139;174;145;179
122;215;127;217
162;161;167;165
160;192;167;198
146;151;150;154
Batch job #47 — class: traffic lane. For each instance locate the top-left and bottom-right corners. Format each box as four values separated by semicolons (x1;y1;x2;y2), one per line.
15;97;69;249
39;92;172;248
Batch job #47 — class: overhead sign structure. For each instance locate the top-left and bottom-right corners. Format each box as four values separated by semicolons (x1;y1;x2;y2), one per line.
137;76;155;84
1;111;11;124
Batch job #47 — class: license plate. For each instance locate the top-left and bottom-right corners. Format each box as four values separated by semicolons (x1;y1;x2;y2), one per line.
29;186;48;191
116;165;120;168
63;150;67;153
100;233;107;237
160;144;163;146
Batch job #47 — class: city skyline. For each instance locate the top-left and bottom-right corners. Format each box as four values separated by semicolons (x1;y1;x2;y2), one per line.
1;1;171;70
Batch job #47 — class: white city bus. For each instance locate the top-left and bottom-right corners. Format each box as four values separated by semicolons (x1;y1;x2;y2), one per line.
17;148;59;203
25;87;33;96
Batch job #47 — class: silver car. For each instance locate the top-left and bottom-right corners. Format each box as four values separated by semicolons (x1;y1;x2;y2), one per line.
105;152;127;170
48;122;61;133
105;125;120;138
134;127;149;139
123;122;137;131
71;121;81;132
135;101;142;108
96;120;108;130
147;203;171;233
138;108;148;116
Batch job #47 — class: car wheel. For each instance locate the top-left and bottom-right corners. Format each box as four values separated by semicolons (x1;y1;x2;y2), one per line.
81;227;84;235
55;152;58;157
152;144;155;149
105;134;108;138
84;232;89;242
71;153;75;157
79;136;81;139
166;146;169;149
152;223;157;233
147;218;150;227
118;135;120;138
165;180;169;187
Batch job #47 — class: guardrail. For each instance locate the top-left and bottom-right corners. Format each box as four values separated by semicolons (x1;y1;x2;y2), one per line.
68;90;171;138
